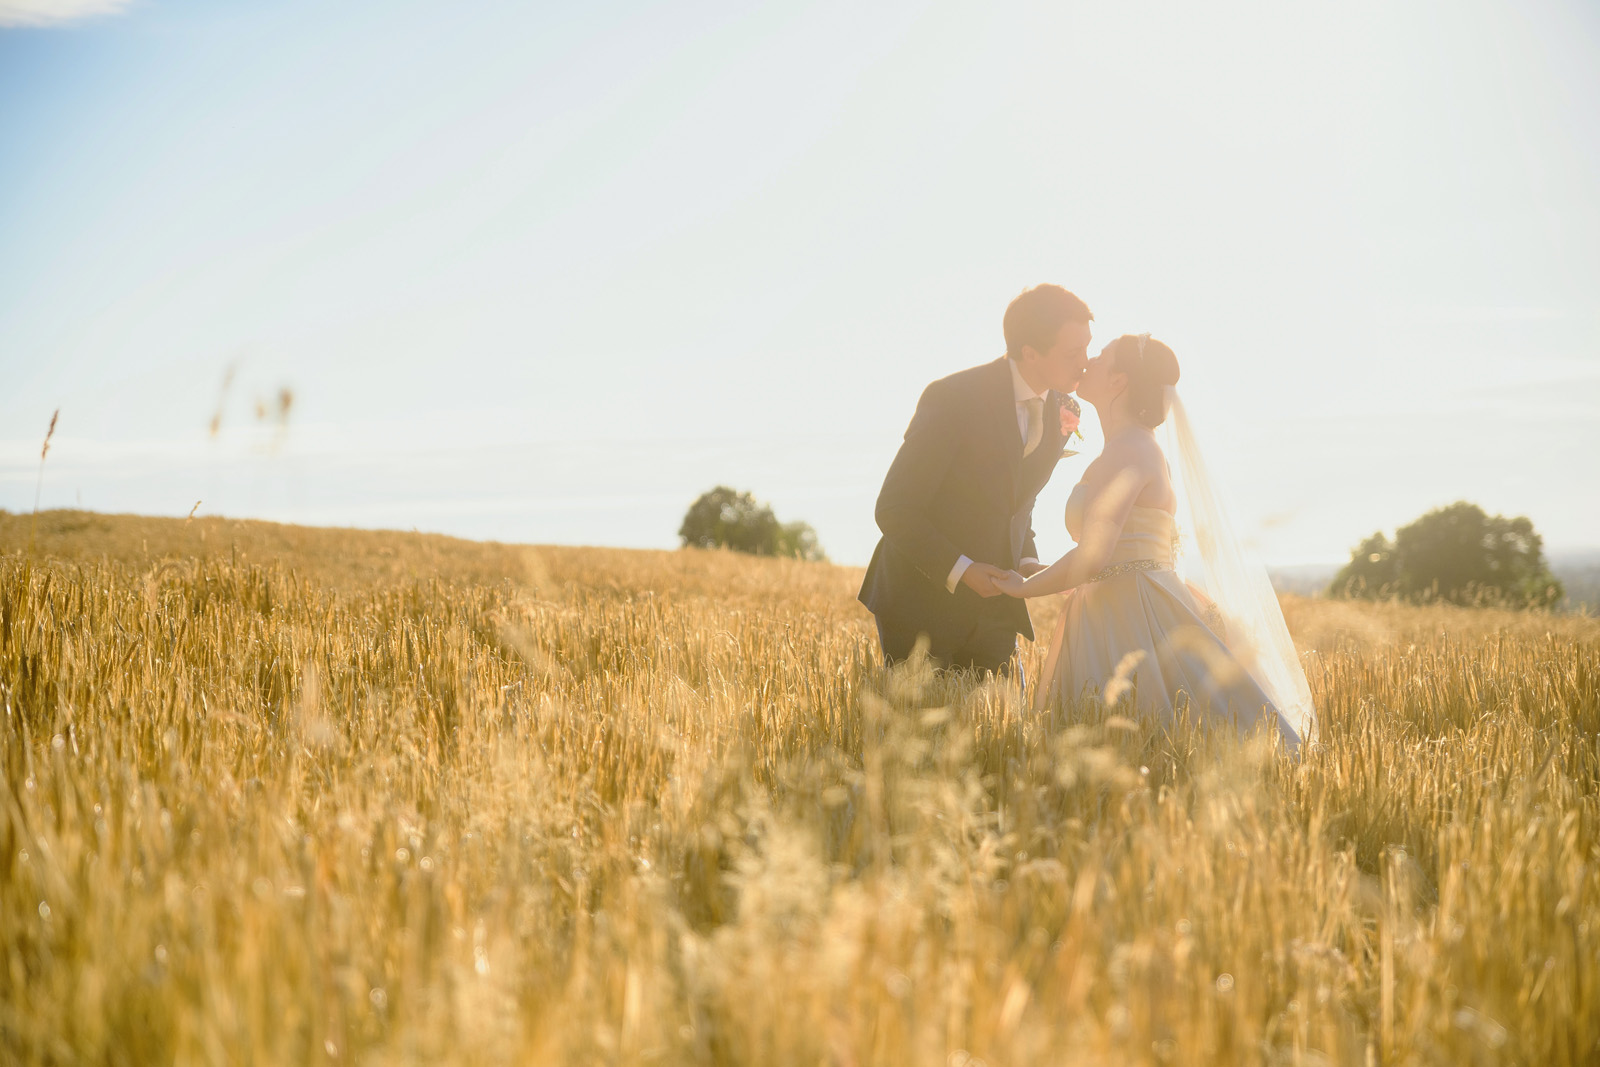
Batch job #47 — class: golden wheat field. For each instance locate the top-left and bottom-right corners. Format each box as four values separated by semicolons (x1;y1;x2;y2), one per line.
2;508;1596;1066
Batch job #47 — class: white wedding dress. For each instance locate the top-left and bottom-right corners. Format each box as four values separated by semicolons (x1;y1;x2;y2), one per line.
1036;390;1314;752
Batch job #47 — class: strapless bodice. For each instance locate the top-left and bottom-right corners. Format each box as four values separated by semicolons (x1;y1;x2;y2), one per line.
1065;483;1177;566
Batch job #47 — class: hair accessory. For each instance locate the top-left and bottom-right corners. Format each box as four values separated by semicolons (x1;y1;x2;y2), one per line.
1127;334;1156;420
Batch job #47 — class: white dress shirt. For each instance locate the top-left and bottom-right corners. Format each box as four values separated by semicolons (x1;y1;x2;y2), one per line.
946;361;1045;593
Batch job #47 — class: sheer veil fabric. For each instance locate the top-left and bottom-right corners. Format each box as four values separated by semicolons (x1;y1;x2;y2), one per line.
1161;386;1317;745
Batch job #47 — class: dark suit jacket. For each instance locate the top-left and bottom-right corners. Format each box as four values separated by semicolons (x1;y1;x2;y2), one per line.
859;357;1069;647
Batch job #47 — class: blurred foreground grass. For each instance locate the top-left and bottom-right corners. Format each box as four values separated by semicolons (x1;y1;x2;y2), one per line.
2;510;1596;1065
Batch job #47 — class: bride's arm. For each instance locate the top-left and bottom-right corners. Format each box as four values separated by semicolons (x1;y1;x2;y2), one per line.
999;460;1150;598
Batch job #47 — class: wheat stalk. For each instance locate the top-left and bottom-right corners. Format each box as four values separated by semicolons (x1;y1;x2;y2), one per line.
26;408;59;556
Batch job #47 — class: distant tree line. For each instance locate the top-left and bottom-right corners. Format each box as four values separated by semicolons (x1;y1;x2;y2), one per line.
678;486;826;562
1330;501;1563;609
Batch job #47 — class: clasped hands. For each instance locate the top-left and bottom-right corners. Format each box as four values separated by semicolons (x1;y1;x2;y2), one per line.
960;560;1044;599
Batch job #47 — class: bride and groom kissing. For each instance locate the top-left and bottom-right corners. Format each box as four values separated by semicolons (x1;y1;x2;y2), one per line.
858;285;1313;752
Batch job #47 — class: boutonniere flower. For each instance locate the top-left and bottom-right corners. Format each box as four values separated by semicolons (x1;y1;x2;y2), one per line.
1057;395;1082;440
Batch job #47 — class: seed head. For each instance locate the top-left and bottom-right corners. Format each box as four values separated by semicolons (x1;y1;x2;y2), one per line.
41;409;58;461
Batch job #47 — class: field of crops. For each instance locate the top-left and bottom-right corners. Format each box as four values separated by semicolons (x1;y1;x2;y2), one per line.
2;509;1596;1065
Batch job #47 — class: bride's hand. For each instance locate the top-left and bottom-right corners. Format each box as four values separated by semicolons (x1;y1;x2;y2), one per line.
993;570;1028;598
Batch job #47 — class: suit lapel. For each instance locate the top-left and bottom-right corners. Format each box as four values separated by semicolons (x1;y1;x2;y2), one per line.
985;357;1024;478
1042;391;1065;456
987;360;1070;504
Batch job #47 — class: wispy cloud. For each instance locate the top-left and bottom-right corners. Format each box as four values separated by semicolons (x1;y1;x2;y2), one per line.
0;0;132;28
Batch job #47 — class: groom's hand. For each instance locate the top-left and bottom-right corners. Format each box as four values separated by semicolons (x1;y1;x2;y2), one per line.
959;561;1011;598
993;571;1028;597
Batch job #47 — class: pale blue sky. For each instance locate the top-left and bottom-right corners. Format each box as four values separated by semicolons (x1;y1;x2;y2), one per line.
3;0;1598;565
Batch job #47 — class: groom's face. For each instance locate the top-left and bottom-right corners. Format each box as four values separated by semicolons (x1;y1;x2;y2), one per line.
1030;319;1092;394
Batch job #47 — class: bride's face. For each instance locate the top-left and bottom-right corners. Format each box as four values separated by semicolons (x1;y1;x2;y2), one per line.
1077;344;1127;406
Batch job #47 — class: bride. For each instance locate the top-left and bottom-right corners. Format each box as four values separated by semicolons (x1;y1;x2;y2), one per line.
994;334;1314;752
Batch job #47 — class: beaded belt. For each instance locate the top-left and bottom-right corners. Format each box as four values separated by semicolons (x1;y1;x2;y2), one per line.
1087;559;1172;583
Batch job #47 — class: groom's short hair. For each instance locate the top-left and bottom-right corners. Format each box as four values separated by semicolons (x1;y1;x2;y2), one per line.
1003;285;1092;359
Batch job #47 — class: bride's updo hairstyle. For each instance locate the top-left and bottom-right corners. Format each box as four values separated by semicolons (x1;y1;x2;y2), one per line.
1109;334;1180;428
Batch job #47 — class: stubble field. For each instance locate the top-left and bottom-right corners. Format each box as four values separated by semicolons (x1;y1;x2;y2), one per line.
2;509;1596;1065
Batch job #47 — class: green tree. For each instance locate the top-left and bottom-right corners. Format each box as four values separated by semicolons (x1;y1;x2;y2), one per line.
1330;531;1401;598
678;486;827;562
1330;501;1563;608
776;520;826;563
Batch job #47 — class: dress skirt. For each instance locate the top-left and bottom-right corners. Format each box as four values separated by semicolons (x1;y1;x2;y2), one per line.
1036;567;1301;750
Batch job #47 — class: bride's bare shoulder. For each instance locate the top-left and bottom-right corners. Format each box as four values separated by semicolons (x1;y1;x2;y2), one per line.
1079;434;1165;502
1101;430;1166;472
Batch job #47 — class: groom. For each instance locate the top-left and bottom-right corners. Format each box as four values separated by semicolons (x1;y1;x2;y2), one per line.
858;284;1092;673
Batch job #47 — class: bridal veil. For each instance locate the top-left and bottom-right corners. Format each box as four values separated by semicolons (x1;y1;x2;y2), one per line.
1162;385;1317;745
